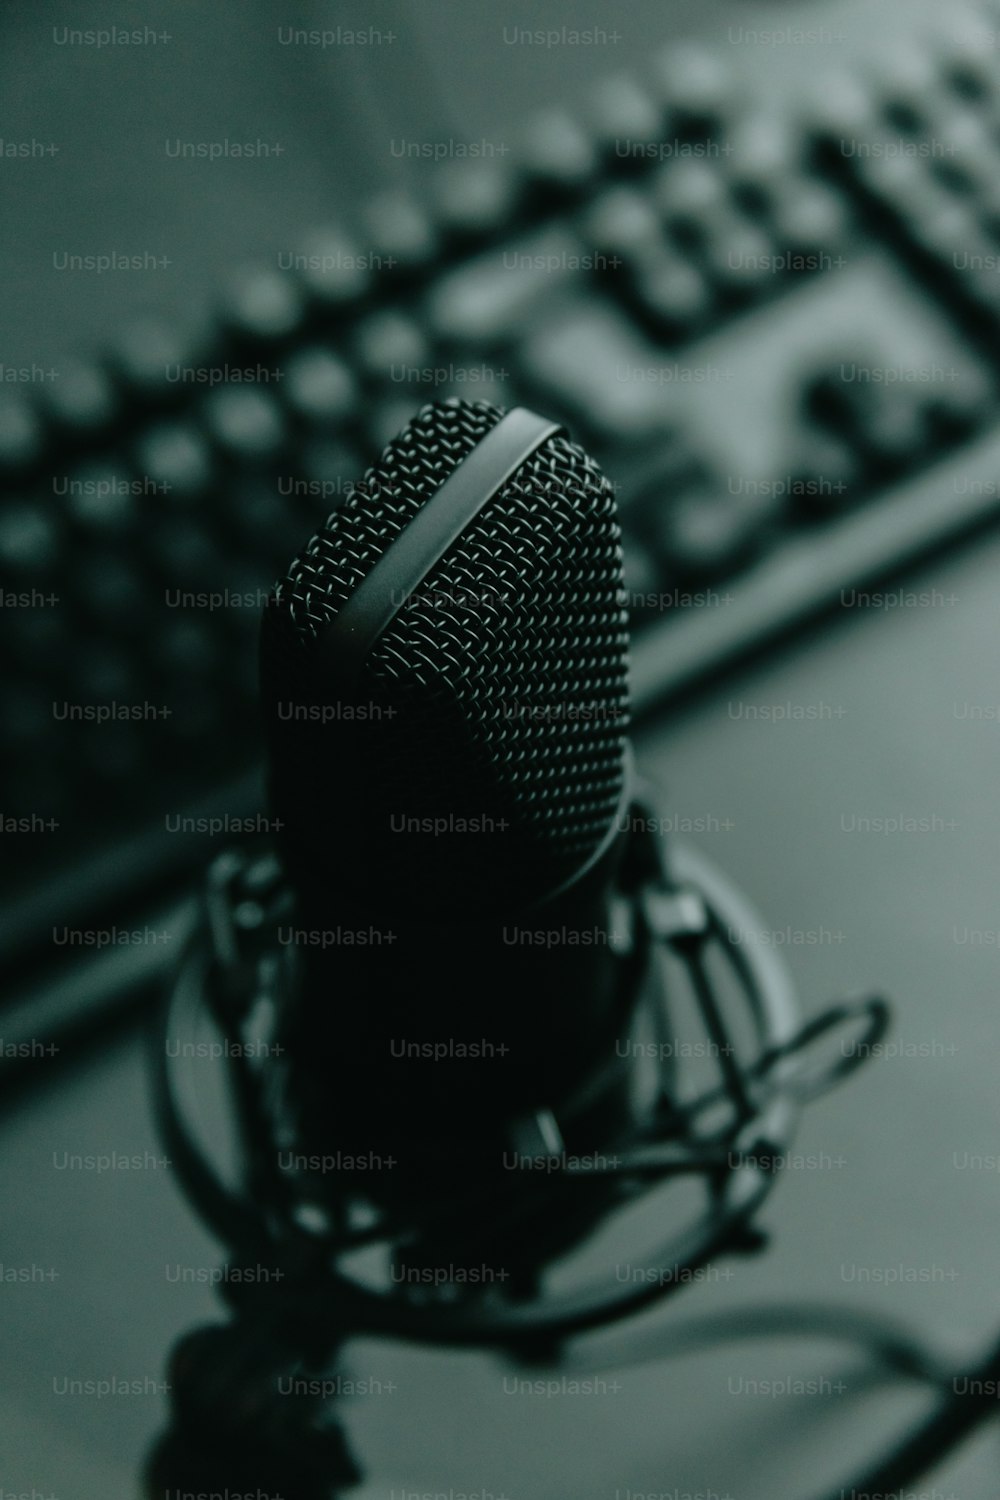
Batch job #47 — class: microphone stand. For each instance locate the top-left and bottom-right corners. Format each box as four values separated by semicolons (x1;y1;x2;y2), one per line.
146;782;888;1499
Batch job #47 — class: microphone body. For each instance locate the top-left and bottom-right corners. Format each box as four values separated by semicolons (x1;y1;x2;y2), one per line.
259;400;639;1186
277;826;638;1173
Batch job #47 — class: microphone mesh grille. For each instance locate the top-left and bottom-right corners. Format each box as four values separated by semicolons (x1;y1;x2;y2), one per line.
264;399;629;912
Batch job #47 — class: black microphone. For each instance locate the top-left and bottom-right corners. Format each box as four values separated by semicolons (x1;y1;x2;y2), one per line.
258;399;644;1195
151;399;890;1499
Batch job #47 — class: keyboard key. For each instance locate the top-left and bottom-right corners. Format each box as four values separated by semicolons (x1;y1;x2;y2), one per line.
847;146;925;214
875;46;942;133
0;393;43;477
629;250;713;336
44;359;119;439
786;429;862;518
0;501;60;576
295;228;373;312
803;360;932;475
520;107;598;196
135;421;214;503
768;181;850;259
855;391;932;472
59;464;136;534
579;186;662;261
728;113;799;202
645;483;774;581
363;189;440;276
352;312;431;384
284;347;358;426
924;365;994;440
909;194;984;263
224;267;305;345
111;317;208;405
517;302;677;440
939;31;1000;109
587;74;664;159
651;43;734;136
425;227;585;346
699;213;777;299
930;108;1000;190
807;71;878;149
614;437;709;520
430;159;522;241
202;387;286;465
654;158;728;224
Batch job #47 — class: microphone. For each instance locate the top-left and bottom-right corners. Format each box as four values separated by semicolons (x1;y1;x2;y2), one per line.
149;398;890;1498
261;399;629;914
258;400;645;1191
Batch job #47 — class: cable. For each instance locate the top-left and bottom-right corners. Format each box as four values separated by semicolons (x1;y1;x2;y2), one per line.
560;1300;953;1388
808;1334;1000;1500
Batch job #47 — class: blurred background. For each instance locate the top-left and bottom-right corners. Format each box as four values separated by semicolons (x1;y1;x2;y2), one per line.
4;0;1000;1496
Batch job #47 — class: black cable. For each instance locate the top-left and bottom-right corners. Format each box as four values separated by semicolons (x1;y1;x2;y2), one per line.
560;1300;952;1388
808;1334;1000;1500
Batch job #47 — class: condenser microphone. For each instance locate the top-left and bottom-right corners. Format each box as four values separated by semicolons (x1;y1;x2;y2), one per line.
258;400;644;1184
151;403;892;1500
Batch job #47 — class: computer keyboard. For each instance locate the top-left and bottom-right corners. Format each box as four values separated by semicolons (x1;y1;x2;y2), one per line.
5;11;1000;1012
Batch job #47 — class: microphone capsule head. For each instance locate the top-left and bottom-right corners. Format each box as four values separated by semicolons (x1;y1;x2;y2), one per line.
260;399;629;917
